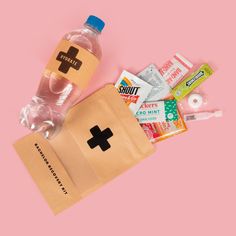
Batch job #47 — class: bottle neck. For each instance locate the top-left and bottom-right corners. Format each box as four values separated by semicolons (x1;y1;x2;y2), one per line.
84;24;100;36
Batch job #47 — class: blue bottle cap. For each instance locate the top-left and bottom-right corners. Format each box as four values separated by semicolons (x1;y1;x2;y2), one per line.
85;15;105;33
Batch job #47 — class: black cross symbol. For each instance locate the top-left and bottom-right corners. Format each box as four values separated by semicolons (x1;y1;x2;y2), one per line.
87;125;113;152
56;46;82;73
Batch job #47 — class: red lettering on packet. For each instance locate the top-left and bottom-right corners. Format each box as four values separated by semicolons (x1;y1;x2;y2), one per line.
140;103;158;109
166;68;182;84
121;94;139;104
159;61;173;75
172;68;181;77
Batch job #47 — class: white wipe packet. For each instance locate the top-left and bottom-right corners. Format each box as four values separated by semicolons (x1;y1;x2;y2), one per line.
137;64;170;101
115;70;153;114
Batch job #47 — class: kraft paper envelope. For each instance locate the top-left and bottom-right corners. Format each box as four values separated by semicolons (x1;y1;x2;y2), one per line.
14;84;155;214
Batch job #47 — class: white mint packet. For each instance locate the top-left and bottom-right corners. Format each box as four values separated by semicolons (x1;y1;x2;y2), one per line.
137;64;170;101
115;70;153;114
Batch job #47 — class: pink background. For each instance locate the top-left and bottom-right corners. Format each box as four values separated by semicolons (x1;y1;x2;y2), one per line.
0;0;235;235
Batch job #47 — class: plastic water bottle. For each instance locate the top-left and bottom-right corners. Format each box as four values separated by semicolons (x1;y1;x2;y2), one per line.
20;15;105;138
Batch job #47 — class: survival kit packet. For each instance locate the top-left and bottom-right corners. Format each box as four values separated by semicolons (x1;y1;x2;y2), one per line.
14;85;154;214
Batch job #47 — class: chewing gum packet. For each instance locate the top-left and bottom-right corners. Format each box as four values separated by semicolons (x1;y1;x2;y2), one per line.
171;64;214;101
137;64;170;101
159;53;193;88
140;110;187;143
115;70;153;114
135;100;178;123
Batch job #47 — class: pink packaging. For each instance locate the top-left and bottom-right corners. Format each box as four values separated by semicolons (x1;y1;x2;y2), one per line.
159;53;193;88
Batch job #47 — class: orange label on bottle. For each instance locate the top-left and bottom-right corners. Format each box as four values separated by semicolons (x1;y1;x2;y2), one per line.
45;39;99;89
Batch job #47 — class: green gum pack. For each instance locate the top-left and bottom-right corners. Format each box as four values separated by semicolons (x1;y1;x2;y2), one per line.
171;64;214;101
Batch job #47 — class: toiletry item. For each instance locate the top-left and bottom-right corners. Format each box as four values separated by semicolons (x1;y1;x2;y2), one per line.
115;70;153;114
20;15;105;138
184;110;223;122
159;53;193;88
171;64;214;101
137;64;170;101
136;100;178;123
140;110;187;143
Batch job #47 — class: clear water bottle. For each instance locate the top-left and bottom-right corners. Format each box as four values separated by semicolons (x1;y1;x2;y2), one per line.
20;15;105;138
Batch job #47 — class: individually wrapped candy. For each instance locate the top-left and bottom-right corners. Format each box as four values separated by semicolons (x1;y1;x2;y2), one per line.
178;88;208;114
135;100;178;123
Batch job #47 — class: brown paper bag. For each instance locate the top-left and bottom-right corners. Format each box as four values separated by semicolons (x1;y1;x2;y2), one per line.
14;84;155;214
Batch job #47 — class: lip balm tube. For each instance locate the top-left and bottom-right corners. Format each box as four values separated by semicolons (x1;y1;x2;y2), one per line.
159;53;193;88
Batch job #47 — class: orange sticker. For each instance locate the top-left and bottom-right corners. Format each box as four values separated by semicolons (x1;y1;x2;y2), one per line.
45;39;99;89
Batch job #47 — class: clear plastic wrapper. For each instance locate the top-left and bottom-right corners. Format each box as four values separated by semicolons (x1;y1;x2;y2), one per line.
178;88;208;114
